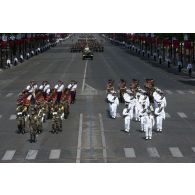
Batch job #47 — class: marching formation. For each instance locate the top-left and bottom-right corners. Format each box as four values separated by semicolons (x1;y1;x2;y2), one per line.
16;80;78;143
106;79;167;140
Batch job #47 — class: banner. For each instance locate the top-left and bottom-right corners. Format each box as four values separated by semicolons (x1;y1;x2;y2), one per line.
173;40;179;48
184;40;191;49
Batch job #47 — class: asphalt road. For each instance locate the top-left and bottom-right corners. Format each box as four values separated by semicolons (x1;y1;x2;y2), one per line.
0;34;195;163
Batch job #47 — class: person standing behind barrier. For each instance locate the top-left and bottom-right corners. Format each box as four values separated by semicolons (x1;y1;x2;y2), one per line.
187;63;193;77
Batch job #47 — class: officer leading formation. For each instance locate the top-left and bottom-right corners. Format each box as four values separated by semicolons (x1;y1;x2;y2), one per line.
106;78;167;140
16;80;78;143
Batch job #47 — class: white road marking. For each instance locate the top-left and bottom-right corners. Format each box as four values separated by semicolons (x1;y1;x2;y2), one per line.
6;92;13;97
26;150;38;160
164;90;173;95
76;113;83;163
2;150;16;160
192;147;195;153
49;149;61;160
9;114;16;120
176;90;185;94
169;147;183;157
147;147;160;158
82;60;88;92
177;112;187;118
99;113;108;163
189;90;195;95
0;115;2;119
165;113;171;118
124;148;136;158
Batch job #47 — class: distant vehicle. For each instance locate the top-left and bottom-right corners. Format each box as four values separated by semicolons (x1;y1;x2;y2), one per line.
82;47;93;60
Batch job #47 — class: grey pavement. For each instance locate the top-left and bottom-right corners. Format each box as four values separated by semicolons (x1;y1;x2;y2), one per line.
0;34;195;162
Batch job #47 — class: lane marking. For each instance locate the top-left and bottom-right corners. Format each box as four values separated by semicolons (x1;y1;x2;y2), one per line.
165;113;171;118
6;92;14;97
0;115;2;119
9;114;16;120
177;112;187;118
189;90;195;95
147;147;160;158
26;150;38;160
164;90;173;95
76;113;83;163
176;90;185;94
169;147;183;157
2;150;16;160
124;148;136;158
192;147;195;153
99;113;108;163
82;60;88;92
49;149;61;160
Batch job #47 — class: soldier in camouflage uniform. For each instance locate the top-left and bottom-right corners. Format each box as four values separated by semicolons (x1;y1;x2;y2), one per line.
28;110;39;143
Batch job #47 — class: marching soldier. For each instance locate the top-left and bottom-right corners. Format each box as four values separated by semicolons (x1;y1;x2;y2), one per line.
118;79;126;103
106;79;114;93
139;104;148;132
28;110;39;143
107;91;119;119
54;80;64;104
154;102;165;132
67;80;78;104
122;103;133;133
145;111;155;140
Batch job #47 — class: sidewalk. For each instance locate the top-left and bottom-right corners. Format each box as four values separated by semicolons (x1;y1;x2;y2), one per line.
107;37;195;78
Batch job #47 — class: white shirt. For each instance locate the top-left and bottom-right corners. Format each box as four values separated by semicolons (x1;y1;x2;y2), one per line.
155;106;165;119
26;84;38;93
187;63;192;70
67;83;77;91
14;57;18;62
122;107;132;119
7;59;11;64
54;84;64;92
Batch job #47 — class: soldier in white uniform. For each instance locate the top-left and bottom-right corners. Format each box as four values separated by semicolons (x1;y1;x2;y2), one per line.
139;104;148;132
26;80;38;93
54;80;64;104
145;111;155;140
67;80;78;104
122;104;133;133
154;102;165;132
39;81;50;98
134;92;142;121
107;91;119;119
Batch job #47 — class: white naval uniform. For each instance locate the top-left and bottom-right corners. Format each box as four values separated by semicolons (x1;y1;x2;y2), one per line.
67;83;77;91
107;94;119;118
54;84;64;92
122;105;133;132
154;106;165;132
134;93;142;121
145;114;155;139
139;107;148;132
26;84;38;93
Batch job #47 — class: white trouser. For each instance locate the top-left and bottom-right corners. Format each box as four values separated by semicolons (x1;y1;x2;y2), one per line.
156;116;163;130
145;126;152;138
140;117;144;131
111;103;117;118
134;105;139;120
124;116;131;131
